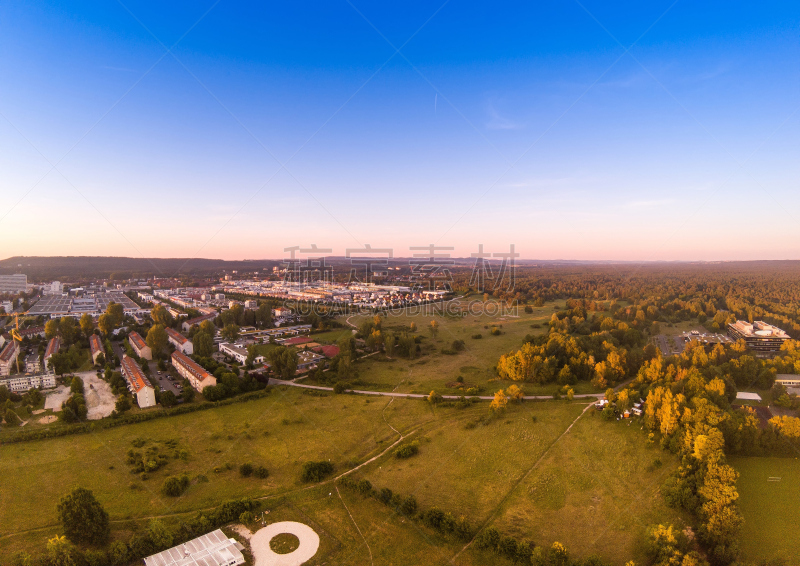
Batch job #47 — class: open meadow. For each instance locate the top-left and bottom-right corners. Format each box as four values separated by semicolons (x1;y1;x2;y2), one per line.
308;299;603;396
0;381;685;565
731;456;800;564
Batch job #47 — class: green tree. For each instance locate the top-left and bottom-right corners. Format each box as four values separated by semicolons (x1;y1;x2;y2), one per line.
221;324;240;342
115;395;131;413
59;317;77;345
159;390;177;408
106;302;124;327
4;408;21;427
56;487;110;545
146;324;168;357
79;314;94;339
199;319;216;336
194;331;213;357
97;314;114;336
147;519;173;551
45;319;59;340
151;304;173;327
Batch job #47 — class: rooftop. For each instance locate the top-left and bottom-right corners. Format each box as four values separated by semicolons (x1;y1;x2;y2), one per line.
129;331;147;349
143;529;244;566
728;320;790;339
166;327;188;344
0;341;17;363
44;337;61;358
89;334;103;355
121;356;151;393
171;350;213;383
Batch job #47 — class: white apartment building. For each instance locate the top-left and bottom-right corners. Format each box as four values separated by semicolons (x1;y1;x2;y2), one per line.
171;350;216;392
1;373;56;393
0;274;27;293
219;342;264;365
166;327;193;355
120;355;156;408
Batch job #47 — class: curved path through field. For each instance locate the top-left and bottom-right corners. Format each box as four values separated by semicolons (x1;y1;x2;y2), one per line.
268;377;604;401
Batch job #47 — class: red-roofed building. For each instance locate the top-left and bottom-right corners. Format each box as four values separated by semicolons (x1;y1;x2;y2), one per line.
181;313;217;333
89;334;104;365
313;345;340;359
171;350;216;392
281;336;312;347
128;331;152;360
166;327;193;355
120;355;156;408
44;337;61;370
0;340;19;376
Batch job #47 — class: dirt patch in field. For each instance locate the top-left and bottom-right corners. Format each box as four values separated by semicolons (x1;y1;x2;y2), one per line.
39;415;58;424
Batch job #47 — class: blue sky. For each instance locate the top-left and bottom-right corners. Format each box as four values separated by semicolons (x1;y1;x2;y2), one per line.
0;1;798;261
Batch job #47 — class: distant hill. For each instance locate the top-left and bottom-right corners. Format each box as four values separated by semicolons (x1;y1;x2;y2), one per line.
0;256;279;281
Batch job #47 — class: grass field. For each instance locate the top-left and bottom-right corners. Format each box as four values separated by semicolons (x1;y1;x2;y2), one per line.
731;456;800;563
0;384;682;564
306;299;604;396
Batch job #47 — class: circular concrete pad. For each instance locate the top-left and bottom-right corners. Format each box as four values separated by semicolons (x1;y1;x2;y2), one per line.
251;521;320;566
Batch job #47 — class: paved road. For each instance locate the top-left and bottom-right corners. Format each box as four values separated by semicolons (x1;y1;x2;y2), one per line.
268;378;604;401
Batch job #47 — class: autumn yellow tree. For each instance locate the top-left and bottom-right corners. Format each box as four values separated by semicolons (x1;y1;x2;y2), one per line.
490;390;508;411
505;384;523;402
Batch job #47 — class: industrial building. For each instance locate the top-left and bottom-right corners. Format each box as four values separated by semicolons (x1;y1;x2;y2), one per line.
727;320;790;353
27;291;146;318
143;529;245;566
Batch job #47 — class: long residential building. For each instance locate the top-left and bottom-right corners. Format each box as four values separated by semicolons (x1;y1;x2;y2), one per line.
166;327;193;355
0;340;20;376
89;334;105;364
1;373;56;393
727;320;790;353
128;331;152;360
120;355;156;408
181;313;217;332
171;350;216;392
43;337;61;369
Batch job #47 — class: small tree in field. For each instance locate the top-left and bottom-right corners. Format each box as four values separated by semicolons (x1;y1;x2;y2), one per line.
490;390;508;412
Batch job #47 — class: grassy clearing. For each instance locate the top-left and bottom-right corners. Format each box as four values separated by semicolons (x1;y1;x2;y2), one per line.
731;456;800;563
486;411;686;565
322;299;603;396
0;387;433;556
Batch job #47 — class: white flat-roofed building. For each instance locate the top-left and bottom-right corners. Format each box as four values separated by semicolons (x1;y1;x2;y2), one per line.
727;320;790;353
0;274;27;293
219;342;263;365
171;350;216;392
120;355;156;408
776;374;800;387
25;354;41;374
166;327;193;355
129;331;152;360
143;528;245;566
42;281;64;295
0;373;56;393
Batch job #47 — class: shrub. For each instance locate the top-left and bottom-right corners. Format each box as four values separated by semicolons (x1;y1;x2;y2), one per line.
471;333;483;339
253;466;269;479
333;382;346;394
395;441;420;459
475;527;500;550
356;479;372;496
377;487;393;504
239;463;254;477
301;461;334;482
162;474;190;497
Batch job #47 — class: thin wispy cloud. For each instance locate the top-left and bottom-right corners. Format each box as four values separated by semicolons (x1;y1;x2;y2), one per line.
485;101;523;130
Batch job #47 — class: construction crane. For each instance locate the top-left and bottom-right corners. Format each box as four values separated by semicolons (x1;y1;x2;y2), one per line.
10;313;23;374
